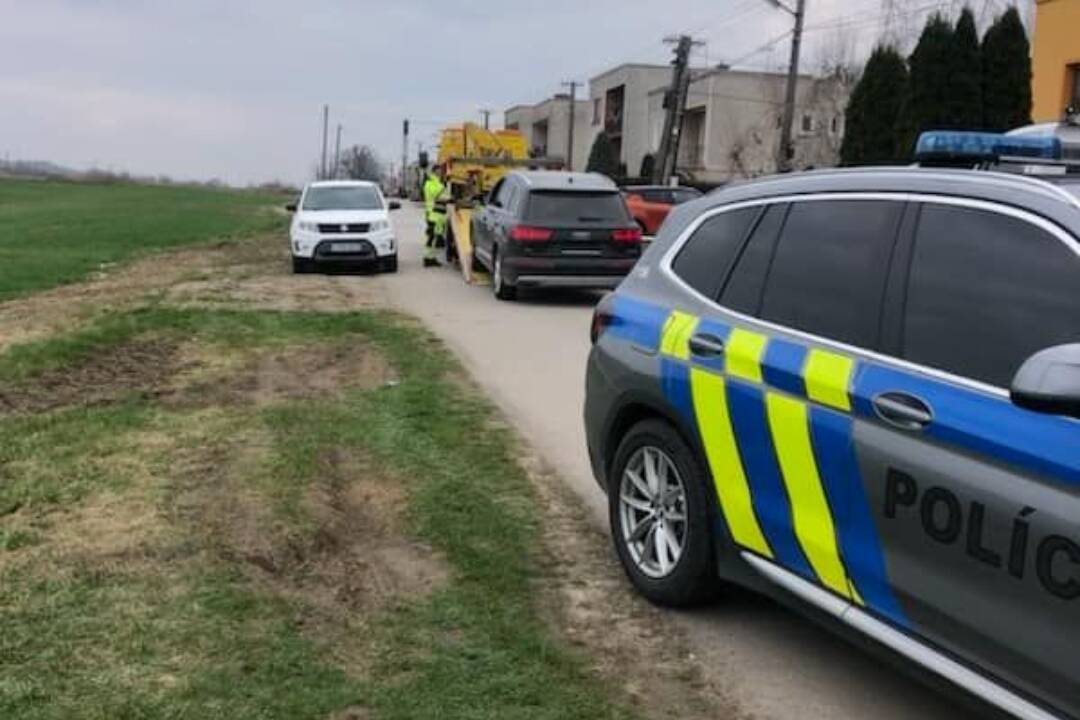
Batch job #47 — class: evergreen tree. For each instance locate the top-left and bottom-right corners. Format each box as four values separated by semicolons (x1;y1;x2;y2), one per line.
898;13;957;157
841;45;909;165
639;153;655;180
949;8;983;128
586;132;620;178
982;7;1032;131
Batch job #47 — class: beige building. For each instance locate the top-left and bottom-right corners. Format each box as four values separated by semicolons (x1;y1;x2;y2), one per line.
504;95;592;172
508;63;849;183
645;67;849;183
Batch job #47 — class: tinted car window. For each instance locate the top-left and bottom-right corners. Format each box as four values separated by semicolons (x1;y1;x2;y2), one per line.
488;180;505;207
759;199;904;348
525;191;629;224
903;204;1080;387
719;203;787;315
671;208;759;299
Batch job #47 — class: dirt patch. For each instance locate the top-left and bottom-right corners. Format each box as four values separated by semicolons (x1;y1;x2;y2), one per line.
172;426;446;676
0;234;387;354
0;338;181;415
166;272;385;313
166;342;397;409
223;448;448;617
0;238;263;353
521;451;745;720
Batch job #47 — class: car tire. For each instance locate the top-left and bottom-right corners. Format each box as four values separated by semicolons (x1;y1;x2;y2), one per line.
492;249;517;301
609;419;719;607
292;256;311;274
382;255;398;273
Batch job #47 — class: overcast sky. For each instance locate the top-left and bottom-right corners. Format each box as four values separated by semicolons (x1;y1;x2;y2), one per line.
1;0;1007;185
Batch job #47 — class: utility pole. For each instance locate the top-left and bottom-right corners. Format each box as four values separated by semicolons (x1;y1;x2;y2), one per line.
332;124;342;179
561;81;580;171
401;119;409;197
319;104;329;180
479;109;492;129
770;0;806;173
654;35;702;185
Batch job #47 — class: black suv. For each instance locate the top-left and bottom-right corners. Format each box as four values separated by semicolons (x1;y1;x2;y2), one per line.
470;171;642;300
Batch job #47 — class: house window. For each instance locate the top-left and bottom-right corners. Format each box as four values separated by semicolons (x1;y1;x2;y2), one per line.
592;98;602;126
801;114;813;133
1070;65;1080;110
831;116;840;134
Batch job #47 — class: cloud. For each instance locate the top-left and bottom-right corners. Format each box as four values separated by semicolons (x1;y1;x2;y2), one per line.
1;0;946;184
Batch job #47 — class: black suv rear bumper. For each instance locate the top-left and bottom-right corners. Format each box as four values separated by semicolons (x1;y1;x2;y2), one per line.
502;255;638;289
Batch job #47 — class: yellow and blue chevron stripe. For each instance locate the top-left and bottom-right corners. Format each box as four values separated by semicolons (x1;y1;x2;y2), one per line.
654;307;906;624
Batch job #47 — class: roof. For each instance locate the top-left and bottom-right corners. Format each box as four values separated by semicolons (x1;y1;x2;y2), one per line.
510;171;618;191
623;184;702;193
589;62;675;84
657;167;1080;246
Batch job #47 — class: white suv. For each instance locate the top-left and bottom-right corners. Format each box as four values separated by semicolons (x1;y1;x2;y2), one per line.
287;180;399;274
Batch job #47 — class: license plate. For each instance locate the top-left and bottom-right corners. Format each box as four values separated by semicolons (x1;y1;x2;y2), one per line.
571;231;592;240
333;242;366;253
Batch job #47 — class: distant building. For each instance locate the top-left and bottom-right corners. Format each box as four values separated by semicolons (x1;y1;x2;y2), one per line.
586;64;677;177
504;95;592;172
1032;0;1080;122
645;67;850;183
508;62;850;183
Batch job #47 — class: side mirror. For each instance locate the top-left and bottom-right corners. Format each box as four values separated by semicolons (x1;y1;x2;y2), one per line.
1011;344;1080;419
285;202;298;212
387;200;401;211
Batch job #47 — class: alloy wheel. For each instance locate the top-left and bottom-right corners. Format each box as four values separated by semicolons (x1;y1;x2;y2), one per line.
618;446;689;579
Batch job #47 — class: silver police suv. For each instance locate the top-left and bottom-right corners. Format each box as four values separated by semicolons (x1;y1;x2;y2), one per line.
585;166;1080;719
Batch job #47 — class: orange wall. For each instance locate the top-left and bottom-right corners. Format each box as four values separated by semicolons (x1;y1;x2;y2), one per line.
1032;0;1080;121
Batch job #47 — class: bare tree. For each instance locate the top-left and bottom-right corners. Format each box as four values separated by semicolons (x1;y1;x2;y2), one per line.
337;145;384;181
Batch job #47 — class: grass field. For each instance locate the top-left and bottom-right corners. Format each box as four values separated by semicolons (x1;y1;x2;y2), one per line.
0;305;633;719
0;178;281;300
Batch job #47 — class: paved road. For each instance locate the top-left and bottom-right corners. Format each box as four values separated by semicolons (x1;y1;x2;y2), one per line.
379;205;975;720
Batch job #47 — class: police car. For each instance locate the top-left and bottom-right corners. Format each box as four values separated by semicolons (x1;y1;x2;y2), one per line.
584;132;1080;719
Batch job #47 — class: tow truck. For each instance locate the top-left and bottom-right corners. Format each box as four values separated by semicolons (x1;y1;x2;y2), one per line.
434;122;561;282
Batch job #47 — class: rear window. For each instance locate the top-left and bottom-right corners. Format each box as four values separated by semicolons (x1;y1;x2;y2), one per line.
525;191;629;224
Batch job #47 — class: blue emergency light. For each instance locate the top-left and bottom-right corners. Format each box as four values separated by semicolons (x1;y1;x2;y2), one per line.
915;131;1063;164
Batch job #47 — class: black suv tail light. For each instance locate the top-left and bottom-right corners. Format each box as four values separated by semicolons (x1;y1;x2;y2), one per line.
509;225;554;242
611;227;642;243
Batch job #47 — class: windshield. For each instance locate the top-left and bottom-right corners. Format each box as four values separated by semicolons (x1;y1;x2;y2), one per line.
302;186;383;211
525;191;629;224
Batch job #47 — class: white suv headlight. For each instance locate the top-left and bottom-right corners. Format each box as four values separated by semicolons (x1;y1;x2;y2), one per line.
370;220;390;232
298;221;318;232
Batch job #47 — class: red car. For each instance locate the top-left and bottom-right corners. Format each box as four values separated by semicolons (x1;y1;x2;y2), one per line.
622;185;703;236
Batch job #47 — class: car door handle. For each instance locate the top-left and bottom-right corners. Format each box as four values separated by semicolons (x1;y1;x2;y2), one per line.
689;333;726;358
872;392;933;431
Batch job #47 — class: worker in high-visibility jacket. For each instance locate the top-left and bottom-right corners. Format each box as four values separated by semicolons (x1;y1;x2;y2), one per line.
422;166;449;268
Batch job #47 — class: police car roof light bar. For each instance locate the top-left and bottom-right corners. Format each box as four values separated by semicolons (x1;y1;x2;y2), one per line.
915;131;1063;165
